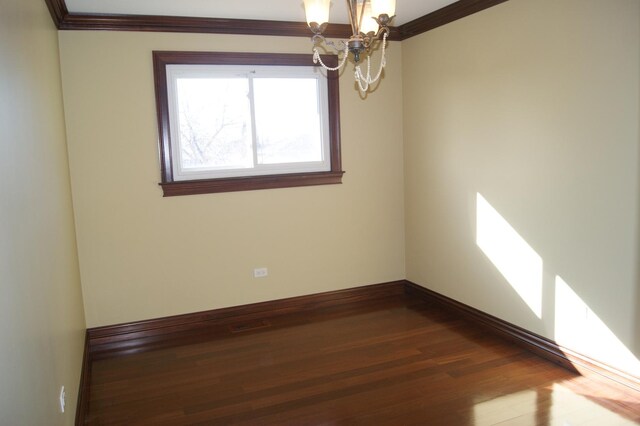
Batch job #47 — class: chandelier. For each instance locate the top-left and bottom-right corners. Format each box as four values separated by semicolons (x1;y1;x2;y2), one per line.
304;0;396;93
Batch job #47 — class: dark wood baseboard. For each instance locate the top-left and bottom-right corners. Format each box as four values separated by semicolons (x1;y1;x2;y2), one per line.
87;281;405;357
75;332;90;426
404;281;640;394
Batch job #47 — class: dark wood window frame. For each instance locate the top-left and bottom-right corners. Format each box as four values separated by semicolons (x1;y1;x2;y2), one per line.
153;51;344;197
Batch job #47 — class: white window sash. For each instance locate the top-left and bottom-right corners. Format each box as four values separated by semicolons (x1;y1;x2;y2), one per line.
166;64;331;181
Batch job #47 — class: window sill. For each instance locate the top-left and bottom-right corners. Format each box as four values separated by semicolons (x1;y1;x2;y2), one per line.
160;170;345;197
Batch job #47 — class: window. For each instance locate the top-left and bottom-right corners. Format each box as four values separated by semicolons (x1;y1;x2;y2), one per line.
153;51;343;196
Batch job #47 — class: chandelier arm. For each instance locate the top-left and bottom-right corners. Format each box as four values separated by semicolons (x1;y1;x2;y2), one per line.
324;39;347;52
311;34;347;56
372;24;390;43
311;33;325;45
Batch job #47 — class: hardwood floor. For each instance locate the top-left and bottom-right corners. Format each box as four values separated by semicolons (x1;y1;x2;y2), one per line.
85;294;640;425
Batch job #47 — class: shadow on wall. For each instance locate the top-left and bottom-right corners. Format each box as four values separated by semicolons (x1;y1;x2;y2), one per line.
636;156;640;359
636;237;640;361
635;118;640;358
636;53;640;360
475;192;640;378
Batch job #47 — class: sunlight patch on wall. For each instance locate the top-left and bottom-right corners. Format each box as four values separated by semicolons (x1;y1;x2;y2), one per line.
555;275;640;377
476;193;543;318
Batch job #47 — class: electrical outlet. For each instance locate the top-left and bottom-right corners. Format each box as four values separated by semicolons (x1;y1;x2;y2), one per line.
59;386;66;413
253;267;268;278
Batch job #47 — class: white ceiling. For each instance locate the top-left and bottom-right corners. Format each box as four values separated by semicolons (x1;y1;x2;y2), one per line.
64;0;459;26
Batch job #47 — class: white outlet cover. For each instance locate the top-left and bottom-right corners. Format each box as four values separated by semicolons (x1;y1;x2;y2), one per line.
253;267;268;278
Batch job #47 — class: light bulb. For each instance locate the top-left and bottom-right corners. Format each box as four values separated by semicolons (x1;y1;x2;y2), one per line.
358;0;378;34
304;0;330;25
370;0;396;18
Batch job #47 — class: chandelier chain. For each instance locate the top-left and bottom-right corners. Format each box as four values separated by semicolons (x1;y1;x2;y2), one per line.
312;44;350;71
354;32;387;92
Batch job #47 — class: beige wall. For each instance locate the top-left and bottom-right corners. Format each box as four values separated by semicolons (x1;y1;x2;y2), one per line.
403;0;640;376
0;0;86;424
51;0;640;388
58;32;405;328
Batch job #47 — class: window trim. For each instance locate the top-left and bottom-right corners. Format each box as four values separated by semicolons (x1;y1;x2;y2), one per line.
152;51;344;197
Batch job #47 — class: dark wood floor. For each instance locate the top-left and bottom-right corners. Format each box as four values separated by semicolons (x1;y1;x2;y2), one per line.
86;294;640;425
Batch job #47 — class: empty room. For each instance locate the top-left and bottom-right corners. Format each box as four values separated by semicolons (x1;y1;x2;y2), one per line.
1;0;639;424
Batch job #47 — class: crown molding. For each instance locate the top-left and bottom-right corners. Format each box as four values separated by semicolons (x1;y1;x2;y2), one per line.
44;0;506;40
43;0;401;40
398;0;510;39
44;0;68;27
64;13;369;39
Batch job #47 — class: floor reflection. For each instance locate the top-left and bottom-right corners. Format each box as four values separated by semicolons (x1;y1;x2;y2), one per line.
473;377;640;425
